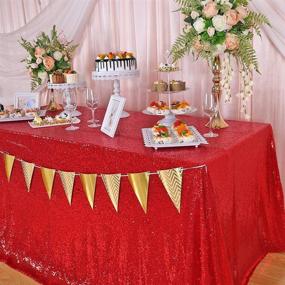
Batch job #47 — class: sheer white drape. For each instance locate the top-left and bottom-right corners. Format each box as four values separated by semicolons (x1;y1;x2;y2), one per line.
0;0;96;105
0;0;284;188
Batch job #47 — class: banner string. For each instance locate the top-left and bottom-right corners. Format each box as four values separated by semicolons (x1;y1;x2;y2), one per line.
0;150;207;177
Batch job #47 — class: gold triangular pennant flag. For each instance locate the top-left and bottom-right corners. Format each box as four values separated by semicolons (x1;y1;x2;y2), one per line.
128;172;150;213
41;167;56;199
80;174;97;209
59;171;75;205
21;161;35;191
158;167;183;212
4;154;15;182
102;174;121;212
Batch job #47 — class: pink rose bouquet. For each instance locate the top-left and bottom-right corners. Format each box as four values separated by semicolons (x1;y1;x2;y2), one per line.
172;0;270;72
20;25;78;90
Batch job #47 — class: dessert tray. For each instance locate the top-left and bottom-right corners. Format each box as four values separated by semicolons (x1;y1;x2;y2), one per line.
0;110;46;123
142;126;208;150
28;117;80;128
47;82;86;90
92;70;140;80
142;106;197;116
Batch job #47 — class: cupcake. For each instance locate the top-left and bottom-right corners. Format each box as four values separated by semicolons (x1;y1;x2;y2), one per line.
170;80;186;92
64;70;78;84
153;80;168;92
50;71;65;84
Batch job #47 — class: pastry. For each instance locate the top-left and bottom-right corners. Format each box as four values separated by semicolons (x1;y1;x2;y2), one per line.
147;101;169;115
50;71;65;84
169;80;186;91
152;124;171;144
158;63;179;72
95;51;137;73
172;120;195;142
171;101;191;114
64;70;78;84
152;80;168;92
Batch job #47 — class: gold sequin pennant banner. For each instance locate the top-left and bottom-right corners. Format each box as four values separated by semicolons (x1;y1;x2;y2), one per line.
80;174;97;209
41;167;56;199
59;171;75;205
21;161;35;192
128;172;150;213
4;154;15;182
102;174;121;212
158;167;183;212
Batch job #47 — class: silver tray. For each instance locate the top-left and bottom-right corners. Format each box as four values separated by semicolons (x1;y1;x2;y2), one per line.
142;126;208;150
0;110;46;123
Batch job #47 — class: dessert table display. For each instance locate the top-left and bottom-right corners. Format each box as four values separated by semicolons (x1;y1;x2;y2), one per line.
0;107;284;285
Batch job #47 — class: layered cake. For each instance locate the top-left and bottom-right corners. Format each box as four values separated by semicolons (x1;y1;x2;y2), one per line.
172;120;195;142
95;52;137;73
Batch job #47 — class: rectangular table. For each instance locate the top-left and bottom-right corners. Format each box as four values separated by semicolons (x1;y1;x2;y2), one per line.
0;108;284;284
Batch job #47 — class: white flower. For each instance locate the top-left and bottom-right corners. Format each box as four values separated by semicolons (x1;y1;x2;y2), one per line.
191;11;199;20
31;63;38;69
36;57;42;64
26;54;32;61
212;15;227;32
64;56;68;61
207;27;215;37
193;18;206;34
38;71;48;82
53;51;63;61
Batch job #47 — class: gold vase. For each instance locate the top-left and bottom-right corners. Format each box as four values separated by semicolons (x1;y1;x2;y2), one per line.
206;56;228;129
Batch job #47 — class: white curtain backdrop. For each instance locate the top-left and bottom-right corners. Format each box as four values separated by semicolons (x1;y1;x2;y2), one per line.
0;0;284;189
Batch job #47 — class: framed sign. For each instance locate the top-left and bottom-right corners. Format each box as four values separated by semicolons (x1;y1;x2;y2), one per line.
101;95;126;138
14;92;40;109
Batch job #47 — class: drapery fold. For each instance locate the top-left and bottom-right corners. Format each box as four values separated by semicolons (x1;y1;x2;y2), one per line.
0;0;96;104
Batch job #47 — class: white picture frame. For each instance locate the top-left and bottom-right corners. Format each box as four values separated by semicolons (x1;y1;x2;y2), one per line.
14;92;40;109
101;95;126;138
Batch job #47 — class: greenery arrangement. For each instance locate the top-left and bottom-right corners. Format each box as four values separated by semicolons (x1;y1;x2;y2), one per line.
20;25;78;90
171;0;270;72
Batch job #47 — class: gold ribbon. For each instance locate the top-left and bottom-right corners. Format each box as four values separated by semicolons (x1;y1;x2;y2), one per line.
158;167;183;212
41;167;56;199
102;174;121;212
80;174;97;209
21;161;35;191
59;171;75;205
128;172;150;213
4;154;15;182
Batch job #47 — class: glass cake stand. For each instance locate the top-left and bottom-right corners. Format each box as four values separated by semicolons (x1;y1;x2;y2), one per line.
92;70;140;118
47;82;86;117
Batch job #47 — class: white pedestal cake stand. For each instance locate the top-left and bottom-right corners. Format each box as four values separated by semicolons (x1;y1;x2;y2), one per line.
92;70;140;118
47;82;86;117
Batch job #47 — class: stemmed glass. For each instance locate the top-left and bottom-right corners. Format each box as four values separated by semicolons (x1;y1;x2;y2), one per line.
203;93;219;138
86;88;100;128
62;89;79;131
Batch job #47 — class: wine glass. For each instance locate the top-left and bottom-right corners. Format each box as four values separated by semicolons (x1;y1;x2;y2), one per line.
62;89;79;131
86;88;100;128
203;93;219;138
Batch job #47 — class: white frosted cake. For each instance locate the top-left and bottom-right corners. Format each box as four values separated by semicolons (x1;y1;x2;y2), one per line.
95;52;137;73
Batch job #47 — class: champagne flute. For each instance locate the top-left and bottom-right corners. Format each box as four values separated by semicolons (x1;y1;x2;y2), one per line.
62;89;79;131
203;93;219;138
86;88;100;128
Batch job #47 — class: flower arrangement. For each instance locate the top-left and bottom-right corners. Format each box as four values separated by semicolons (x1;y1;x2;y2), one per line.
171;0;269;72
20;25;78;90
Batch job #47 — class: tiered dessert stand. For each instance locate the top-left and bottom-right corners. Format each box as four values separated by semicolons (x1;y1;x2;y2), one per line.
47;81;86;117
92;70;140;118
143;69;197;126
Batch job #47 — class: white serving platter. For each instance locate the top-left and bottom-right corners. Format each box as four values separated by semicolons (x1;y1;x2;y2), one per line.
142;106;197;116
141;126;208;150
0;110;46;123
28;118;80;129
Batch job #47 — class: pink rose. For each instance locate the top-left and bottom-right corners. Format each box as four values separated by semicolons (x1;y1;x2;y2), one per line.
34;47;45;58
225;33;239;51
236;6;248;21
43;56;55;71
225;9;239;27
193;39;203;52
203;1;218;18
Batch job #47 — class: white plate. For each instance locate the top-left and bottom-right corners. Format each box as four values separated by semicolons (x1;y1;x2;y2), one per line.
141;126;208;150
28;117;80;128
0;110;46;123
142;106;197;116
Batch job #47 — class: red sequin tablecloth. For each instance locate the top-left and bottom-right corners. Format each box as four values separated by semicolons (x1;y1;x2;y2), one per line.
0;108;284;285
